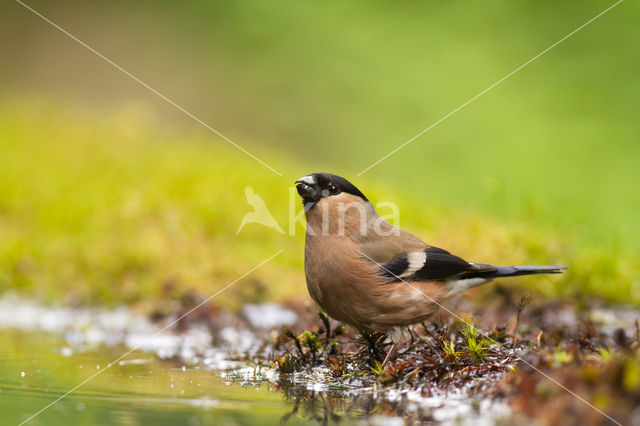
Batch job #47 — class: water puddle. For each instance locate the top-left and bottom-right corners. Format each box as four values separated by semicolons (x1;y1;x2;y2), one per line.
2;294;638;424
0;333;299;425
0;294;519;425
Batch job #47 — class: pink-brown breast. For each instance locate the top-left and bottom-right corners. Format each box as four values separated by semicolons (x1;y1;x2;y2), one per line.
303;194;448;332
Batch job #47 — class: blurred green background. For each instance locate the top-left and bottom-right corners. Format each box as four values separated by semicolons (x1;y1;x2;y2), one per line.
1;0;638;307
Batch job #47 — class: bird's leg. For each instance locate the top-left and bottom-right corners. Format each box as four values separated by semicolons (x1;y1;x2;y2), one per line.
407;327;422;347
407;326;418;346
382;343;397;367
420;321;433;338
403;326;423;354
382;327;405;366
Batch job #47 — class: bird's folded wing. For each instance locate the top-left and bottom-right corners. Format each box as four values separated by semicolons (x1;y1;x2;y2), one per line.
357;225;428;264
373;246;497;281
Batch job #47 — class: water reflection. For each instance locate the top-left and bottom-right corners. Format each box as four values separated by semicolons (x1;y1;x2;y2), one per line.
275;376;506;425
0;297;513;425
279;385;384;424
0;329;305;425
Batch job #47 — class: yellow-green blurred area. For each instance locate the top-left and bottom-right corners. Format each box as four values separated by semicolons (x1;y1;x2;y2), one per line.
1;0;639;308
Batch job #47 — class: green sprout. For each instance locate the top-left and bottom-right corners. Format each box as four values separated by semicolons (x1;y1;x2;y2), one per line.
462;322;490;363
282;327;304;356
464;335;490;363
551;347;574;367
370;361;384;377
441;338;461;361
301;330;323;354
598;346;613;361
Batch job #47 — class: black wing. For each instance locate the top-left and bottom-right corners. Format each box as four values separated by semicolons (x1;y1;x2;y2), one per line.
379;246;496;281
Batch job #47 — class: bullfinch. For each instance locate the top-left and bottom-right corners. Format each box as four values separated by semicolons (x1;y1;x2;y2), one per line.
295;172;566;362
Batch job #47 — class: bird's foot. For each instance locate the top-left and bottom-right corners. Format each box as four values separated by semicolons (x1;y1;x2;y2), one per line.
381;343;397;366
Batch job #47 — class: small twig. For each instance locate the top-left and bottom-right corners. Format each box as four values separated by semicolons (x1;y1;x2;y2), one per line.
514;292;532;347
282;328;304;357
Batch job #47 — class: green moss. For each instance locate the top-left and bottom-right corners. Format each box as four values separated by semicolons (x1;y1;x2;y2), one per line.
0;101;638;308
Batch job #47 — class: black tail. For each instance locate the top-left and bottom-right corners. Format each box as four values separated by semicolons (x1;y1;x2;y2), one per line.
472;264;567;279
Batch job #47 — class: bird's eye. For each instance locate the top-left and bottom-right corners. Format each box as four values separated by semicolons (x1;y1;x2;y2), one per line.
328;183;338;193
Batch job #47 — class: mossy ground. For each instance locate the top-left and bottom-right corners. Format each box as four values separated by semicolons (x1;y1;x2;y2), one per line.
268;287;640;424
1;101;638;309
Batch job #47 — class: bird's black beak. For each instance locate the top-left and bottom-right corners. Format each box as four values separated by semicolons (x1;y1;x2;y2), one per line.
295;176;320;203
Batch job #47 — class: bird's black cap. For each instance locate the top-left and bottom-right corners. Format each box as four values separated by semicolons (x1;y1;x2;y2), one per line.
295;173;368;204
